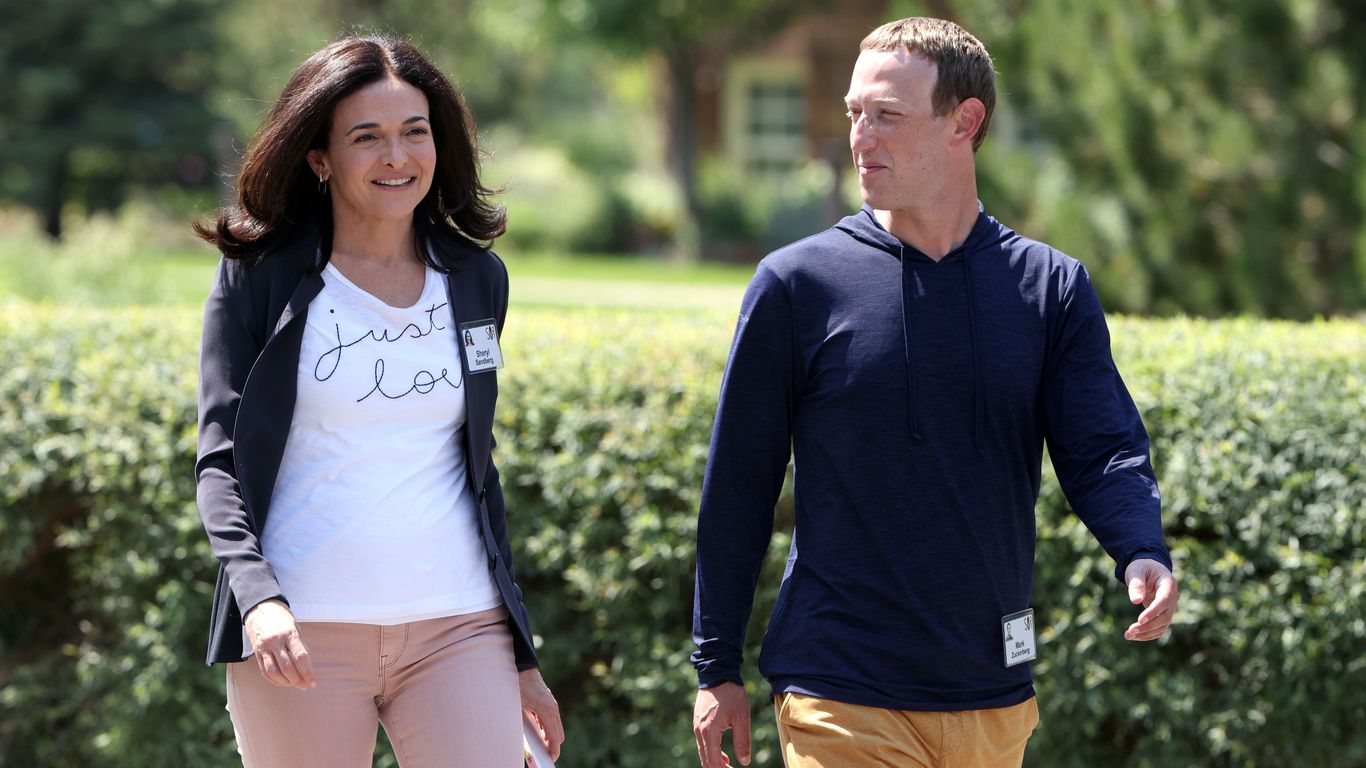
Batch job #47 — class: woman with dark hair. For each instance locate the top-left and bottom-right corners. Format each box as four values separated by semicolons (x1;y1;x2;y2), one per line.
194;35;562;766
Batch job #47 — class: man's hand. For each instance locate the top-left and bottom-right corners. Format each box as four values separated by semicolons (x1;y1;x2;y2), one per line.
243;598;316;689
694;682;751;768
520;667;564;761
1123;558;1180;641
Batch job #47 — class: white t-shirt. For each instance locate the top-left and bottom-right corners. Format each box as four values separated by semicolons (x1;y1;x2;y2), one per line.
262;262;501;624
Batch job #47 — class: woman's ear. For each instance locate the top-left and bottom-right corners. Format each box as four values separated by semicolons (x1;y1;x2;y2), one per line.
306;149;328;179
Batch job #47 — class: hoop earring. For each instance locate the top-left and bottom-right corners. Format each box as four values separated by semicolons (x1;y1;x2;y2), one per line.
318;173;329;196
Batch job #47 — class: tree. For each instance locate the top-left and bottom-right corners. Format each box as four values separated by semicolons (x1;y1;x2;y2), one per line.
0;0;223;238
545;0;823;255
936;0;1366;317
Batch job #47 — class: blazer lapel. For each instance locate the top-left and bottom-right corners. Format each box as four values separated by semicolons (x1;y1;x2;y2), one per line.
235;270;323;528
444;261;497;494
273;269;322;338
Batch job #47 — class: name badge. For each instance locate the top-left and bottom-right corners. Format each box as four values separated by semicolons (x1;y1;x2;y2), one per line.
1002;608;1037;668
460;318;503;373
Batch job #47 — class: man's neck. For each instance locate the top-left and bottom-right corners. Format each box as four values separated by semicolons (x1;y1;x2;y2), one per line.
874;183;980;262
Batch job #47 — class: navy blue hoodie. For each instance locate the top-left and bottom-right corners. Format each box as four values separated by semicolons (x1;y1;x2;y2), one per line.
691;206;1171;711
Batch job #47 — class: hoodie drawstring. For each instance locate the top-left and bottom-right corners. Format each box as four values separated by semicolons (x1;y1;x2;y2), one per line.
900;244;923;442
962;255;984;455
847;205;991;452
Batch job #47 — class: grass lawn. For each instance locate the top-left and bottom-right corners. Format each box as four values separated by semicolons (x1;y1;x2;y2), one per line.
158;248;223;306
152;248;753;311
0;201;753;311
506;252;749;310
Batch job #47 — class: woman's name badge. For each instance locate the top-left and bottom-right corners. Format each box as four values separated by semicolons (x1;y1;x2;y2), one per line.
1002;608;1037;667
460;318;503;373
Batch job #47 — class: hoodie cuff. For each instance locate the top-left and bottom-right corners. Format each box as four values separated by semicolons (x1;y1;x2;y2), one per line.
698;670;745;689
1114;546;1174;582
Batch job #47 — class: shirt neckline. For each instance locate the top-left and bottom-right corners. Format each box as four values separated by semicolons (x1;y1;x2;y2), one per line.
323;261;436;310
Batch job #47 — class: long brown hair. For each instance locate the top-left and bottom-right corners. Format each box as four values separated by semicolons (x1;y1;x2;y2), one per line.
195;35;505;261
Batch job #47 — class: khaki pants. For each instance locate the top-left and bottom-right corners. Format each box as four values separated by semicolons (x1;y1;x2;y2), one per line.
226;605;521;768
775;692;1039;768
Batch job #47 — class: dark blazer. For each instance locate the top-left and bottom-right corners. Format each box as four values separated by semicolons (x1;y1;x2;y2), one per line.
195;225;537;669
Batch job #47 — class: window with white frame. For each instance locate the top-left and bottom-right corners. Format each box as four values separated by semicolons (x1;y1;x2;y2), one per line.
724;60;807;177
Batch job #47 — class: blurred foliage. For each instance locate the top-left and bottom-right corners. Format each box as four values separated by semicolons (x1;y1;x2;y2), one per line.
543;0;820;244
208;0;559;135
918;0;1366;317
696;157;841;259
486;122;681;255
205;0;688;254
486;130;618;253
3;0;1362;315
0;202;211;308
1;306;1363;765
0;0;225;238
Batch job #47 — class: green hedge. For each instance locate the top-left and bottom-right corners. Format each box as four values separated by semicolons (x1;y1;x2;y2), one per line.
1;307;1362;767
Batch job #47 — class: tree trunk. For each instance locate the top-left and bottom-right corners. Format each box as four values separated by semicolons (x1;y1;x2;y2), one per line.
664;43;702;260
42;151;69;240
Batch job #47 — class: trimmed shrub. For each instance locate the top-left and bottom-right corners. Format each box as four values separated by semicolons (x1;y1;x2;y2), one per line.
0;307;1362;766
0;307;227;767
1029;318;1366;768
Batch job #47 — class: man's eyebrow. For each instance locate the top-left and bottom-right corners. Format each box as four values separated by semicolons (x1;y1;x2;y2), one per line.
843;97;906;107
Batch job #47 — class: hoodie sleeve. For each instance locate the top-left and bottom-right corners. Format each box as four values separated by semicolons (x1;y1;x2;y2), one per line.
691;263;800;688
1042;262;1172;581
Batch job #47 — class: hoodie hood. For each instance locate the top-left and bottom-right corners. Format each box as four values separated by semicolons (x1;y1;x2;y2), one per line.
834;203;1004;262
834;206;904;256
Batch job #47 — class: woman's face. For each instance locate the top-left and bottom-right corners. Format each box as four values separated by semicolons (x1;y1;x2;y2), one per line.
308;76;437;230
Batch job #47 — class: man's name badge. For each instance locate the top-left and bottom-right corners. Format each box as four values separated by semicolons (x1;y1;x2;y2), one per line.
1002;608;1037;668
460;318;503;373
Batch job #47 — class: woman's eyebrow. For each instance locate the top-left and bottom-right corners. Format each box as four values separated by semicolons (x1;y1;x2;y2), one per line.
344;115;430;135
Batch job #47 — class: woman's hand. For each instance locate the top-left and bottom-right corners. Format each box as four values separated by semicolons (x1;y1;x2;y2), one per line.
243;599;317;690
519;667;564;761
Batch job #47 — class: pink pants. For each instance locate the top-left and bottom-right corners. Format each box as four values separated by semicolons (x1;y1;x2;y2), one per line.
226;605;523;767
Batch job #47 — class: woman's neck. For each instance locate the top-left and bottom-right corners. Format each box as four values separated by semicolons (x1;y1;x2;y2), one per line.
329;216;419;267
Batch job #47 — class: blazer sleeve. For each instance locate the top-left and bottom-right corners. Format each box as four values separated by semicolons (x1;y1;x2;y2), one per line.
484;252;539;669
195;257;286;619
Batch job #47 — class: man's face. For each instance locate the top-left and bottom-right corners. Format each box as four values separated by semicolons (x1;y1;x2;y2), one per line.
844;49;955;214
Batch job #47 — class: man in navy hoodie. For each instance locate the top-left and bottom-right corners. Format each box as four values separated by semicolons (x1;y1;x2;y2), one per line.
691;17;1180;768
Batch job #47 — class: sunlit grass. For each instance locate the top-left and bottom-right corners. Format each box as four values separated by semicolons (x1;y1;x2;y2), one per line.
500;250;755;286
0;208;754;311
510;276;743;310
149;249;750;310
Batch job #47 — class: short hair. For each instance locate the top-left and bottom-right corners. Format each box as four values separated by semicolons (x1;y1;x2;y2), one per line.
861;17;996;151
196;35;504;261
